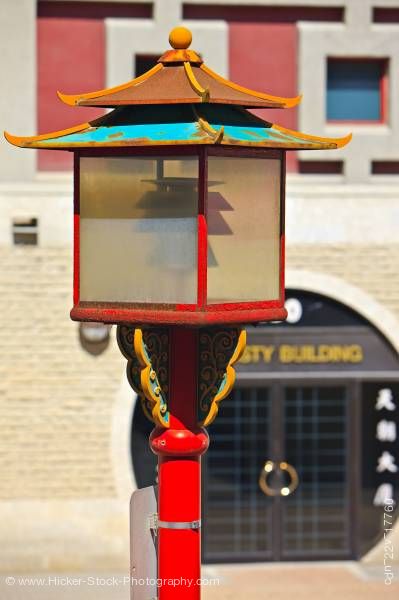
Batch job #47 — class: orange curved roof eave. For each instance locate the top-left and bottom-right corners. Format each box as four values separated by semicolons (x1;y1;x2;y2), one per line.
200;64;302;108
4;139;216;149
57;63;163;106
272;123;352;149
2;139;349;150
4;122;91;148
4;132;352;151
3;113;351;151
220;140;341;149
57;61;301;109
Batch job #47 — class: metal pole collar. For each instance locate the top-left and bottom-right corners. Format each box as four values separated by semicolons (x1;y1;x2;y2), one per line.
157;519;201;530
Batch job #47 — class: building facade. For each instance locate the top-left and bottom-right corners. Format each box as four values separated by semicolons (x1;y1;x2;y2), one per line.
0;0;398;571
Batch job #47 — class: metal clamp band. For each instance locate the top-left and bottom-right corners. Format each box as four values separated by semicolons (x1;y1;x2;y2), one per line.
157;519;201;530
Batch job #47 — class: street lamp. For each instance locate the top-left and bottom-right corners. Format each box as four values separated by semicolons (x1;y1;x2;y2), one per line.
5;26;350;600
75;149;283;324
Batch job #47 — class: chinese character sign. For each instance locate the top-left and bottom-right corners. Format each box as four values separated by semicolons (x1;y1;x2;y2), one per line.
360;382;398;555
373;386;398;507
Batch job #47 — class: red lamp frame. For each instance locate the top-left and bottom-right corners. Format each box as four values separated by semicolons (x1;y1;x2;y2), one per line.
71;145;287;326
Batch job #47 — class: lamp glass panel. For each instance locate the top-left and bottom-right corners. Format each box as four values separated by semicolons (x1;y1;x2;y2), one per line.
80;156;198;304
207;156;281;303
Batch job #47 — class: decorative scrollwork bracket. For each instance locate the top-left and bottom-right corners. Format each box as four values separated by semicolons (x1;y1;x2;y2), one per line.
117;325;246;429
197;328;246;427
117;325;170;428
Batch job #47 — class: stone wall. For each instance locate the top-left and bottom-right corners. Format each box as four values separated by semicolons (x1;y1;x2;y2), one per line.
287;244;399;319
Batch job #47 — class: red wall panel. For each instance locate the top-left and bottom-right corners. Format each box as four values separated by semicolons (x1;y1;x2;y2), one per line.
229;23;298;171
37;18;105;170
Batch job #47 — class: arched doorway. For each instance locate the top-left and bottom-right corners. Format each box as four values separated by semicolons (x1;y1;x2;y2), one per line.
131;290;399;562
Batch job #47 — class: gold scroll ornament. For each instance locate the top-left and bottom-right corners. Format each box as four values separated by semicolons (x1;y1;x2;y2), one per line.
117;326;246;428
197;328;246;427
117;325;170;428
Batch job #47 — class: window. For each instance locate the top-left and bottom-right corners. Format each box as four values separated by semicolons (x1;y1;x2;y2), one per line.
79;156;198;304
327;59;387;122
298;160;343;175
207;156;281;303
135;55;158;77
12;217;38;245
372;161;399;175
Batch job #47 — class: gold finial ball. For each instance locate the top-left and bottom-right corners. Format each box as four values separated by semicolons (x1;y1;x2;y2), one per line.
169;26;192;50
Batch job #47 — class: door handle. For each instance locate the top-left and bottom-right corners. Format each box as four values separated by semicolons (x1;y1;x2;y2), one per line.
258;460;279;497
258;460;299;497
279;461;299;496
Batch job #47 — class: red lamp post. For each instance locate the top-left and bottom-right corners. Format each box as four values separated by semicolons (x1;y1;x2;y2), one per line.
5;26;350;600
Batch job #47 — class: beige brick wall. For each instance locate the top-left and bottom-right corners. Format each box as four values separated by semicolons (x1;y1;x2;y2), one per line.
2;243;399;500
286;244;399;320
1;243;398;501
0;246;122;500
0;241;398;569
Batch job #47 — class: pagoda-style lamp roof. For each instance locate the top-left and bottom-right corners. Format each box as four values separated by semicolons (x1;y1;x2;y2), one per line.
5;26;351;151
57;26;301;109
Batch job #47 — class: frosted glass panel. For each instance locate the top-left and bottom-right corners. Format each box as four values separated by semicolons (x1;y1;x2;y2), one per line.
207;156;281;303
80;156;198;304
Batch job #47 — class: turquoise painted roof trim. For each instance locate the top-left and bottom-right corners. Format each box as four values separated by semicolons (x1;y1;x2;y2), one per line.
33;122;208;146
28;122;337;150
5;105;351;150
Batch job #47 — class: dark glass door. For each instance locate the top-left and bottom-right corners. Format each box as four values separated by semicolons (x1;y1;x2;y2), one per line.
202;382;353;562
203;387;274;562
281;385;351;559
